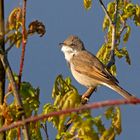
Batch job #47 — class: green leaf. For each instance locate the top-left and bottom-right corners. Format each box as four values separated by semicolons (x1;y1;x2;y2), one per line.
7;7;22;30
122;3;136;20
100;127;115;140
52;75;80;109
6;31;22;49
61;89;80;110
19;82;40;116
42;104;59;128
75;117;99;140
96;43;111;65
6;128;18;140
93;116;105;135
105;106;114;120
101;107;122;140
115;47;131;65
110;64;117;77
102;16;110;31
107;2;115;14
123;25;131;43
133;5;140;26
83;0;92;10
29;122;42;140
112;107;122;134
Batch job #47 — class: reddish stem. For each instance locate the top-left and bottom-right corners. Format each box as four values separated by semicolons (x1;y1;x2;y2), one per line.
0;98;139;133
18;0;27;86
17;128;21;140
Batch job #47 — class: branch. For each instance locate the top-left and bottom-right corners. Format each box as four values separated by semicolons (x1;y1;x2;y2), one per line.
99;0;119;68
0;0;6;139
119;21;127;35
5;36;22;53
18;0;27;86
0;98;140;133
99;0;113;24
107;0;119;68
0;50;30;139
17;1;30;139
81;87;96;104
41;123;49;140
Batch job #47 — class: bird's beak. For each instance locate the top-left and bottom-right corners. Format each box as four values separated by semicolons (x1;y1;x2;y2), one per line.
59;43;65;48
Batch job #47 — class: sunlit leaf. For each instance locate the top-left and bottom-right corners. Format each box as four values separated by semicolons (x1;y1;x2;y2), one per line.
115;47;131;65
122;3;136;20
43;104;59;128
123;25;131;43
102;16;110;30
75;117;99;140
61;89;80;110
133;5;140;26
83;0;92;10
96;43;111;65
105;106;114;120
6;128;18;140
107;2;115;14
93;116;105;135
112;107;122;134
7;7;22;30
100;127;115;140
29;122;42;140
110;64;117;76
0;103;13;125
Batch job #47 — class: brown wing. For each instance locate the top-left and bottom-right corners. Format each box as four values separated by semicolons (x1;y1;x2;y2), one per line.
71;50;118;84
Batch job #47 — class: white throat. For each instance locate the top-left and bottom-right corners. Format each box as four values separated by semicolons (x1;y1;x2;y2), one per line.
61;45;78;61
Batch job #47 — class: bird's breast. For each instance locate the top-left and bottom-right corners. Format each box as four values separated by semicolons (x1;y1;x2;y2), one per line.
70;64;99;87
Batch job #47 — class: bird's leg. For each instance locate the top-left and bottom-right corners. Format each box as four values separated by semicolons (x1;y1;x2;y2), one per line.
81;87;97;104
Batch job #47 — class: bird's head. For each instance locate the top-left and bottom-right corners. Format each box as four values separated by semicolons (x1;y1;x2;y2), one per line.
59;35;85;61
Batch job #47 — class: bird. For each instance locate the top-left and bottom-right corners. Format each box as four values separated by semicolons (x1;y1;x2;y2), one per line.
59;35;136;100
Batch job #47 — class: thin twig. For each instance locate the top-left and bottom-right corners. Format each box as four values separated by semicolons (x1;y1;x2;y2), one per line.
99;0;113;25
0;98;139;133
17;1;30;139
119;21;127;35
99;0;119;68
107;0;119;68
5;36;22;53
41;123;49;140
0;0;6;139
0;49;30;139
18;0;27;87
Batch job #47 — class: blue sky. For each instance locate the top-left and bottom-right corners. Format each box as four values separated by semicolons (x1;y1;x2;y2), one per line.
6;0;140;139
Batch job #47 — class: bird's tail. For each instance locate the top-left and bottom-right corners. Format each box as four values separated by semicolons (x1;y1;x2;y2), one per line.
105;83;136;100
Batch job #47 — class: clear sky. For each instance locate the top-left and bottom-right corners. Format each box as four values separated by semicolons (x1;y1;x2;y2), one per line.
6;0;140;139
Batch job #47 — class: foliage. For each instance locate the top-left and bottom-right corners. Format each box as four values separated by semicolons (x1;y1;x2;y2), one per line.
0;79;41;140
84;0;140;75
0;0;139;139
0;6;46;139
43;75;121;140
6;7;22;48
100;0;140;73
5;7;46;49
83;0;92;10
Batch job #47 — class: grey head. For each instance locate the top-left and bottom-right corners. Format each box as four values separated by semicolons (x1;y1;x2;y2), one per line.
60;35;85;51
60;35;86;61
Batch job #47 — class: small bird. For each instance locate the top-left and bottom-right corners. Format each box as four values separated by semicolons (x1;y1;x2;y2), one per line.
60;35;136;100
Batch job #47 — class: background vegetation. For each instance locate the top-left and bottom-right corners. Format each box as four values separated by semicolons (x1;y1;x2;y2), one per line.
0;0;140;139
